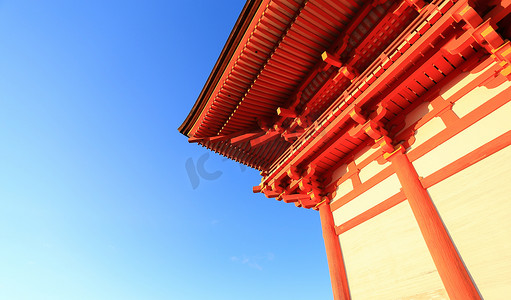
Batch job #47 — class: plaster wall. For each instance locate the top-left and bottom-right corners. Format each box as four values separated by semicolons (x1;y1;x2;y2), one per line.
327;57;511;298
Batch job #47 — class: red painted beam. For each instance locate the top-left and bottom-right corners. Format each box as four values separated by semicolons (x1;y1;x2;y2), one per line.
281;193;309;203
321;51;343;68
230;131;264;145
276;107;296;118
253;185;262;193
319;202;350;300
188;136;203;143
250;130;281;148
282;131;303;141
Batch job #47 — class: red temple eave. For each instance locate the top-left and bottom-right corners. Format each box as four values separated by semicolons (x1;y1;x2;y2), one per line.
181;0;511;201
259;0;511;201
179;0;269;135
181;0;422;171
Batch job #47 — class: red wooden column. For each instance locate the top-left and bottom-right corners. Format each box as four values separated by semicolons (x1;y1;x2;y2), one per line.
385;147;480;300
318;201;350;300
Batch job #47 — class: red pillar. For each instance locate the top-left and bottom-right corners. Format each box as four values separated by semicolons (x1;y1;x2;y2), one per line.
318;201;350;300
387;148;480;300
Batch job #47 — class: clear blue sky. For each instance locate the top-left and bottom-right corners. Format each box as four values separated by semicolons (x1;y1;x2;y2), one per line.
0;1;332;299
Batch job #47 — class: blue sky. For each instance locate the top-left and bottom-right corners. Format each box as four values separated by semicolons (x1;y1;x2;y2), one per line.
0;1;332;299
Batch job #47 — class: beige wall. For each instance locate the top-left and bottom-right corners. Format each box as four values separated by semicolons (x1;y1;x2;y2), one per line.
332;174;400;226
328;57;511;298
428;146;511;299
413;100;511;178
340;201;447;299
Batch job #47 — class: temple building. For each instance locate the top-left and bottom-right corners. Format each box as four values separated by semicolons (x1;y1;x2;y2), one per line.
179;0;511;299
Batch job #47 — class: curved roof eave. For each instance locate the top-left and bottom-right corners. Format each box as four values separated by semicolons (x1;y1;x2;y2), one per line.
178;0;263;137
